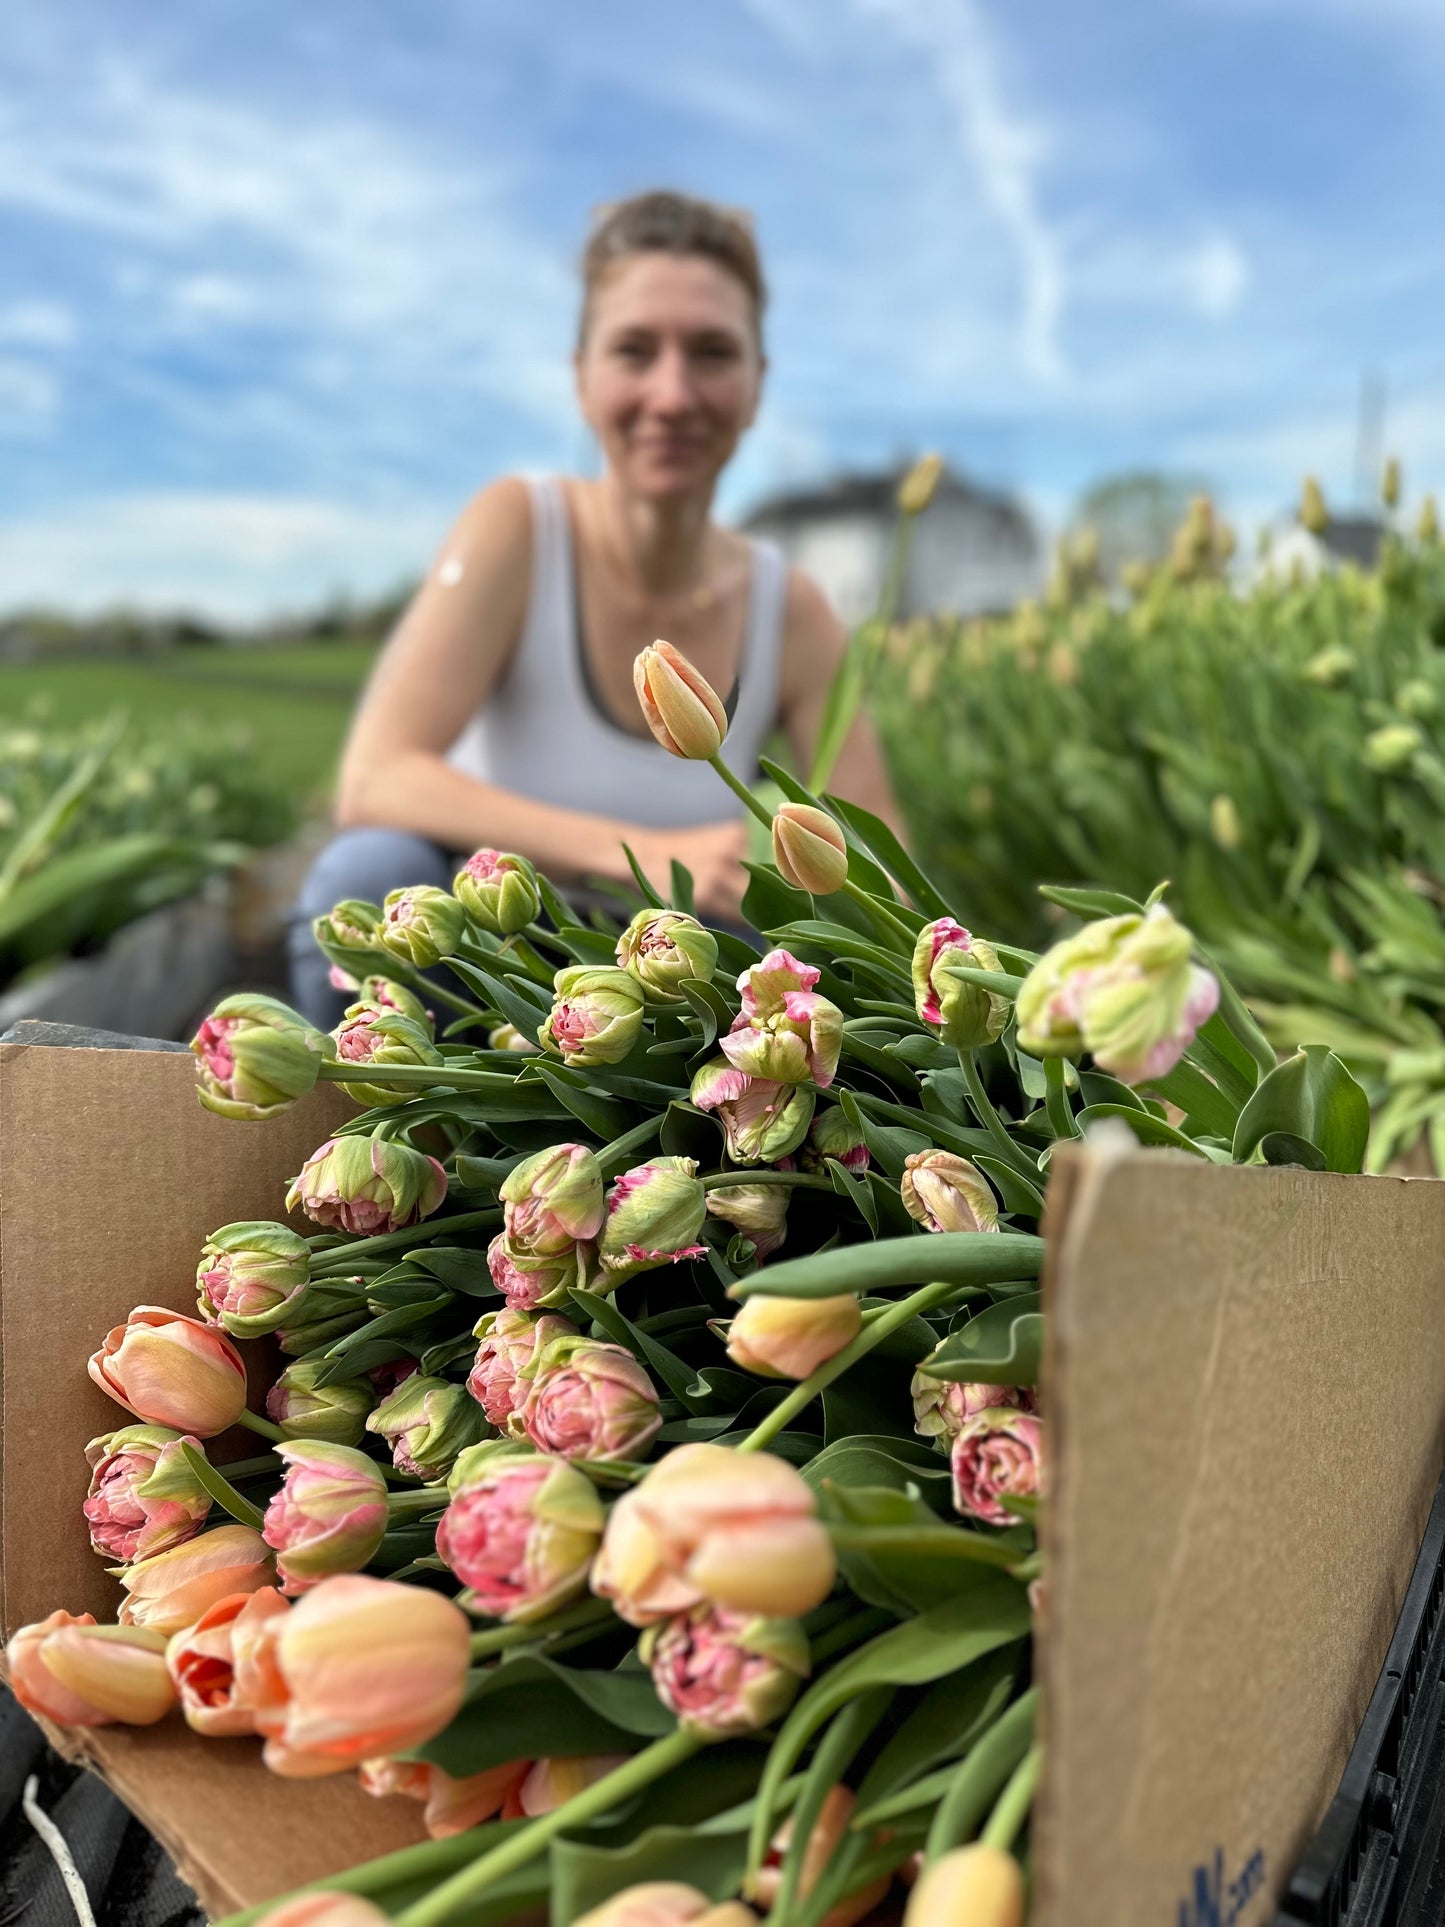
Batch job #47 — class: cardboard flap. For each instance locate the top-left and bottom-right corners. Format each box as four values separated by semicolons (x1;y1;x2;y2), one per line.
1037;1140;1445;1927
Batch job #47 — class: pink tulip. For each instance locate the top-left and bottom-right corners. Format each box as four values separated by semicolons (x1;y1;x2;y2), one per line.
515;1336;662;1462
486;1231;588;1310
723;951;843;1091
262;1443;389;1595
467;1307;578;1426
910;918;1010;1050
82;1424;212;1562
591;1443;836;1627
246;1574;472;1776
360;1755;530;1838
689;1059;816;1166
911;1376;1037;1446
166;1586;290;1736
951;1410;1045;1526
437;1447;603;1622
117;1523;275;1635
88;1305;248;1438
597;1160;708;1286
514;1754;631;1817
705;1182;790;1261
9;1610;175;1727
725;1293;860;1381
900;1150;999;1235
644;1603;809;1736
501;1142;606;1254
286;1136;447;1236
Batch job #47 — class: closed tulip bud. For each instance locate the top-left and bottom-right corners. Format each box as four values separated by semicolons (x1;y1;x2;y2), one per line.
1397;679;1439;720
331;1006;444;1107
357;975;433;1030
575;1889;759;1927
468;1306;578;1426
803;1105;870;1174
1382;457;1402;509
951;1409;1045;1525
591;1442;835;1626
1366;722;1424;773
897;451;943;515
266;1357;373;1444
378;884;466;966
771;804;849;896
1210;794;1243;851
1304;645;1356;686
502;1141;606;1253
366;1375;488;1481
252;1896;394;1927
286;1135;447;1235
754;1786;890;1927
192;994;332;1121
487;1231;589;1310
438;1443;604;1621
634;639;729;759
275;1280;369;1358
196;1220;311;1338
166;1586;290;1736
726;1292;860;1380
488;1022;536;1053
902;1150;999;1235
541;965;646;1065
911;918;1010;1048
1300;474;1329;535
89;1305;248;1437
1016;903;1219;1086
705;1181;790;1261
118;1523;275;1635
617;908;720;1002
10;1611;175;1727
359;1755;529;1839
247;1573;471;1775
312;900;390;978
643;1603;809;1736
262;1442;390;1593
690;1059;816;1165
453;847;540;935
1419;494;1440;544
911;1376;1036;1447
83;1424;212;1563
514;1334;662;1460
904;1843;1026;1927
598;1158;708;1286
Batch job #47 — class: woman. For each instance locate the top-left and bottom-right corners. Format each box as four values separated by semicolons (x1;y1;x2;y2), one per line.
290;189;897;1025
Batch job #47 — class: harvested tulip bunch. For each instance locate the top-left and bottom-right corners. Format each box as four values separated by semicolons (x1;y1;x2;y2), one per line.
10;642;1370;1927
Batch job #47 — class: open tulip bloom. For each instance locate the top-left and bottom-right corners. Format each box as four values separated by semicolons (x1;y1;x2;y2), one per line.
39;663;1368;1927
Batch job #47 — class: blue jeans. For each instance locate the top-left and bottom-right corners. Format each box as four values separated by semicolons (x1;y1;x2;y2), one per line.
288;828;455;1028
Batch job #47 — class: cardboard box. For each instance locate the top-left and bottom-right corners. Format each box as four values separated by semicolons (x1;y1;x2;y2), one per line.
4;1041;1445;1922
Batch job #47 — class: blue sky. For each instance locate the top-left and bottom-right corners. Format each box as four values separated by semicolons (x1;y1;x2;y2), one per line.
0;0;1442;618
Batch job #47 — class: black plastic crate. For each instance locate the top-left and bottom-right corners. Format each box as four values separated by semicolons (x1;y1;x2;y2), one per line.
1272;1466;1445;1926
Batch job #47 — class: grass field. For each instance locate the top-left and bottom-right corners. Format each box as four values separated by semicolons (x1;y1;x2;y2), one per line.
0;641;379;807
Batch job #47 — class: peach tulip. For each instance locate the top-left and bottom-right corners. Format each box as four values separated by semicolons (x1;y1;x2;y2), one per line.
166;1586;290;1736
10;1610;175;1727
725;1292;860;1381
771;804;848;896
251;1897;392;1927
633;640;729;759
753;1786;891;1927
903;1844;1025;1926
574;1887;758;1927
88;1305;248;1437
118;1523;274;1635
359;1754;530;1839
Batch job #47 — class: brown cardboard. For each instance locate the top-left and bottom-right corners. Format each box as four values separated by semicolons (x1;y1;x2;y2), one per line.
1036;1139;1445;1927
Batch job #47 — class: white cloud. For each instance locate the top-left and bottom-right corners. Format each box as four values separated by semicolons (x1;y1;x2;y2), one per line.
0;357;61;423
1181;233;1250;319
0;300;77;347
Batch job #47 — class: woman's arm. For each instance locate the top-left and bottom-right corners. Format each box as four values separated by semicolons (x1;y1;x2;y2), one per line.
333;479;749;916
776;569;903;834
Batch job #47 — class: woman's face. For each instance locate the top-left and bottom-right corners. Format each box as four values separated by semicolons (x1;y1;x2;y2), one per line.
575;252;764;502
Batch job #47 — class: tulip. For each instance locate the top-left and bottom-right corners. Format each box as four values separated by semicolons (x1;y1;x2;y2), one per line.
735;947;821;1019
721;991;843;1090
901;1150;999;1235
118;1523;275;1635
514;1335;662;1461
904;1844;1025;1927
266;1358;373;1446
1365;722;1424;773
634;639;729;759
83;1423;212;1563
898;451;943;515
312;900;389;979
575;1889;759;1927
453;847;541;936
911;919;1010;1049
9;1611;175;1727
541;965;645;1066
263;1443;390;1594
487;1231;588;1310
357;975;433;1030
705;1182;790;1261
252;1897;393;1927
467;1306;578;1426
690;1060;816;1166
1420;494;1440;544
591;1443;836;1626
247;1573;471;1775
911;1376;1036;1447
89;1305;248;1437
951;1410;1045;1526
771;804;848;896
501;1141;606;1253
166;1586;290;1736
1304;645;1355;687
438;1443;604;1621
285;1135;447;1236
598;1158;708;1286
488;1022;537;1053
617;908;719;1001
331;1006;444;1108
196;1220;312;1338
191;993;333;1122
1383;456;1402;509
514;1753;631;1817
803;1105;870;1175
754;1786;891;1927
275;1280;370;1358
643;1603;809;1736
1015;903;1220;1086
1300;474;1328;535
359;1755;529;1839
366;1375;487;1481
726;1292;860;1380
378;884;466;967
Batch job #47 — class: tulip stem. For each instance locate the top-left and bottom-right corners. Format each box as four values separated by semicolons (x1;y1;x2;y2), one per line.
837;874;918;952
236;1410;287;1443
307;1209;501;1274
385;1489;446;1520
707;752;776;831
981;1744;1042;1854
392;1728;705;1927
217;1453;280;1480
826;1523;1028;1573
701;1169;834;1192
387;963;478;1020
466;1595;615;1660
735;1278;958;1452
957;1049;1037;1174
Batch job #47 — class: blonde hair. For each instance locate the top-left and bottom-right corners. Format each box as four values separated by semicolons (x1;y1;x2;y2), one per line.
579;190;767;348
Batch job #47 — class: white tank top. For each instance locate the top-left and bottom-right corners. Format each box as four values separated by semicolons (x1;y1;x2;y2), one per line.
446;476;790;828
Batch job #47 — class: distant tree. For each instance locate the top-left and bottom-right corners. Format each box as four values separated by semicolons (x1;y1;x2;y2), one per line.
1070;470;1212;584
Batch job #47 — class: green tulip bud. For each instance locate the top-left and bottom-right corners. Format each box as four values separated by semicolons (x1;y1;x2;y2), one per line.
366;1375;489;1481
379;885;466;967
616;908;719;1002
196;1220;311;1338
540;965;645;1066
453;849;541;937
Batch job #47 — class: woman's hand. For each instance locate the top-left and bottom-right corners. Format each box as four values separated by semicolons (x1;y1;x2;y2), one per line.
632;821;751;926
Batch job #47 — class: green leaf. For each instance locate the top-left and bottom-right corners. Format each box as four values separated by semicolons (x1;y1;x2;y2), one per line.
1037;883;1144;919
534;1063;636;1140
595;1114;664;1178
801;1435;950;1499
823;796;954;921
732;1230;1045;1301
1260;1131;1328;1170
569;1287;701;1409
677;977;735;1050
1142;1059;1239;1140
973;1154;1045;1217
410;1247;500;1296
177;1444;262;1530
741;861;812;931
1231;1046;1370;1173
620;842;666;908
415;1655;674;1777
445;960;551;1040
1073;1103;1216;1158
915;1293;1042;1387
669;859;696;916
853;1643;1022;1821
824;1155;878;1232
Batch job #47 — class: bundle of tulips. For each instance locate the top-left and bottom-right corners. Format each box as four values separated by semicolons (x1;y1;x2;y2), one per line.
7;642;1370;1927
